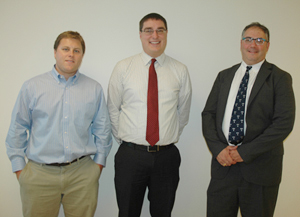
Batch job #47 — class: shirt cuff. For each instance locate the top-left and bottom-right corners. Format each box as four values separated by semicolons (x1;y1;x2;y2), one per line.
11;157;26;173
93;153;107;167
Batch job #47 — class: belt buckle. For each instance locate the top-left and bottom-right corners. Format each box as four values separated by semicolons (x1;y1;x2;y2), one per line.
147;145;159;152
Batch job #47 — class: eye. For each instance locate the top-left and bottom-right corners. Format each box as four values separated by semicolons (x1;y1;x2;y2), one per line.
144;29;153;33
245;37;252;42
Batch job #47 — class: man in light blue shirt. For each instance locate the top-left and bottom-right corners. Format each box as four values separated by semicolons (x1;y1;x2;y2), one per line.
6;31;112;217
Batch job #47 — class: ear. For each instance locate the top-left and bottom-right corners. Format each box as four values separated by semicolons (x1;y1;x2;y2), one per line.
240;39;243;51
54;49;57;59
266;42;270;52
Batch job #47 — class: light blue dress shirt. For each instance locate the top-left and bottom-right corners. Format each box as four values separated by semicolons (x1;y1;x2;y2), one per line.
6;66;112;172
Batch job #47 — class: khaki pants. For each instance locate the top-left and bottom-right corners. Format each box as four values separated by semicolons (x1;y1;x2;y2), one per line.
18;156;101;217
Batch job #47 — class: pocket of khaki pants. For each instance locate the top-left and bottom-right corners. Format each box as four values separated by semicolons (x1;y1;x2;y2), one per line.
18;162;29;184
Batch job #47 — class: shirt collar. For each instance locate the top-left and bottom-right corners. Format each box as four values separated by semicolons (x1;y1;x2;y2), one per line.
241;59;265;73
51;65;80;83
141;51;166;66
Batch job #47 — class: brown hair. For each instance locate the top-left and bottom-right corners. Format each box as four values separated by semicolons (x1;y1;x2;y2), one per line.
139;13;167;31
54;31;86;54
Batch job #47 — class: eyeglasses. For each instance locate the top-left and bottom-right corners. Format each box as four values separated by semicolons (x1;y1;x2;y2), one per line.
141;29;167;35
242;37;268;45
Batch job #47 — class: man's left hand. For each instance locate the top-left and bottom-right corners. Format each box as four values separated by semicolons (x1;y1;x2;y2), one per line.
228;146;243;162
97;164;104;172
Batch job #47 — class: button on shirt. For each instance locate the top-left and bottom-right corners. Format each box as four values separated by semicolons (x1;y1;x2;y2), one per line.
108;52;192;145
222;60;264;145
6;67;112;172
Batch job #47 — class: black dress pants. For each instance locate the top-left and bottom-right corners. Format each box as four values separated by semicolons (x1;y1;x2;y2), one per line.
115;143;181;217
207;164;279;217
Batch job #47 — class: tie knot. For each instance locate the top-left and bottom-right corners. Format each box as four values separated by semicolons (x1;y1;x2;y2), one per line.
246;66;252;72
151;58;156;64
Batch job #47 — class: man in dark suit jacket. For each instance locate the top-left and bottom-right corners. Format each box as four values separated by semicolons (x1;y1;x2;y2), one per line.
202;22;295;217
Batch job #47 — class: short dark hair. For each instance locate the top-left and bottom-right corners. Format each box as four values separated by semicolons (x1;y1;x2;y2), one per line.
54;31;86;54
242;22;270;42
139;13;167;31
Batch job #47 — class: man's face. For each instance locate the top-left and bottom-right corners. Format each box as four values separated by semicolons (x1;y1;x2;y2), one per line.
140;19;168;58
54;38;84;79
240;27;270;65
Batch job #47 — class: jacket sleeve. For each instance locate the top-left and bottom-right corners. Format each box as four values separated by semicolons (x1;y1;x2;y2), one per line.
202;71;228;158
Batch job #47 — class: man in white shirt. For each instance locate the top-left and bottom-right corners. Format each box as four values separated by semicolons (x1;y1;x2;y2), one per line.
202;22;295;217
108;13;192;217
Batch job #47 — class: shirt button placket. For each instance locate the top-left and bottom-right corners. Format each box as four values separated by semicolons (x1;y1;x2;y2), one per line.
62;85;71;161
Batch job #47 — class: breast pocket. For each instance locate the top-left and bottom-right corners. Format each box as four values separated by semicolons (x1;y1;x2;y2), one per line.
72;95;98;134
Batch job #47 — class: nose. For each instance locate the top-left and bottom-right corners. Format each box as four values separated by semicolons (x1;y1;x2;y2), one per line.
68;50;75;56
152;30;159;38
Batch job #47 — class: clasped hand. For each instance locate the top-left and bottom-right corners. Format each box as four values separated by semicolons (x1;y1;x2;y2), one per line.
216;146;243;167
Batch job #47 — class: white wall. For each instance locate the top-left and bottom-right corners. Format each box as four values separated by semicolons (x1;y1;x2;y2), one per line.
1;0;299;216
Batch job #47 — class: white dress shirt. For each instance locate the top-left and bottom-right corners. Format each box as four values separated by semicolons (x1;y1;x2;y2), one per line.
222;60;264;145
108;52;192;145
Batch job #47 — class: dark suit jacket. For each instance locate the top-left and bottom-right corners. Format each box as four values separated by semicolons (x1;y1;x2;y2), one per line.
202;61;295;186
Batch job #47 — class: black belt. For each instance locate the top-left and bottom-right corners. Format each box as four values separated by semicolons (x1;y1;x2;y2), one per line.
122;141;174;152
46;156;86;166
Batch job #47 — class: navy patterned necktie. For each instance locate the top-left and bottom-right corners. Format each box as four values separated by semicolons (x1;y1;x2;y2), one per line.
228;66;252;145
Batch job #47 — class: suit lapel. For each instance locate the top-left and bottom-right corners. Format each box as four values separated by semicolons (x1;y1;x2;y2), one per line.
218;64;241;119
247;61;272;106
243;61;271;143
217;64;241;141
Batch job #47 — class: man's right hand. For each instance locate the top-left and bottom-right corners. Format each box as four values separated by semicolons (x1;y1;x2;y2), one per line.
216;146;237;167
15;170;22;180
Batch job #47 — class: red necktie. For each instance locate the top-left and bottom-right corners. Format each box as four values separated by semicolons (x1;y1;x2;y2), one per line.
146;58;159;146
